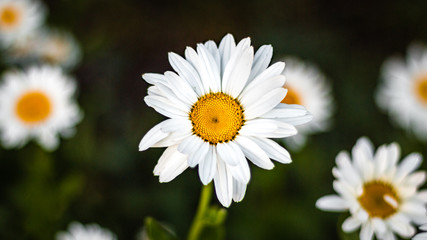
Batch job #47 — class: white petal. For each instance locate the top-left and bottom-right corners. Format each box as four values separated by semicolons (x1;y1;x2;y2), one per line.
152;129;191;148
232;179;247;202
196;44;221;93
239;74;285;108
249;61;285;88
374;145;388;177
250;137;292;164
372;218;387;236
154;145;189;183
160;118;191;133
198;146;217;185
315;195;349;211
342;216;362;232
142;73;166;84
248;44;273;82
413;232;427;240
218;33;236;76
360;222;374;240
204;40;221;73
144;95;187;118
185;47;211;94
188;140;209;168
336;151;362;187
214;159;233;207
395;153;422;182
222;44;254;98
168;52;204;95
387;214;415;238
243;88;286;120
352;137;375;180
235;136;274;169
240;119;297;138
178;134;201;154
216;142;241;166
164;71;198;105
155;81;191;112
225;150;250;184
139;121;169;151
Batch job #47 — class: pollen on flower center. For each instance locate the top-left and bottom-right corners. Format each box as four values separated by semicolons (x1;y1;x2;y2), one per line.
0;6;20;27
415;75;427;105
281;86;302;105
189;92;245;145
15;91;52;124
358;181;400;219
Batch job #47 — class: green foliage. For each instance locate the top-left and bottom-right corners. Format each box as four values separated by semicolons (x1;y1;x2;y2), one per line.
143;217;178;240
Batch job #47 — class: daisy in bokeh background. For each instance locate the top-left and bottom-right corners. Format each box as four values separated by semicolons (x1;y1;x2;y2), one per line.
0;0;45;47
316;137;427;240
376;43;427;141
139;34;312;207
56;222;117;240
0;65;82;150
279;57;334;150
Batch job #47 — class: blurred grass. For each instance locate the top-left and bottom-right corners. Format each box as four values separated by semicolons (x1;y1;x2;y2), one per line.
1;0;427;239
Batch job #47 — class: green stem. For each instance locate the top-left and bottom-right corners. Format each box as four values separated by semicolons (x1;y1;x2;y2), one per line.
187;183;213;240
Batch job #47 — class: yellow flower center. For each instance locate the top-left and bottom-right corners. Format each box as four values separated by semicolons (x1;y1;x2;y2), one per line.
15;91;52;124
415;75;427;105
189;92;245;145
358;181;399;219
281;86;302;105
0;6;20;28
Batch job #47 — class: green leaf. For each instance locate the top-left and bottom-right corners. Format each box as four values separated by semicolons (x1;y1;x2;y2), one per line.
143;217;178;240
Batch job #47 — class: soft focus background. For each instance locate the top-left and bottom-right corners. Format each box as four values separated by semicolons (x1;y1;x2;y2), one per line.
1;0;427;239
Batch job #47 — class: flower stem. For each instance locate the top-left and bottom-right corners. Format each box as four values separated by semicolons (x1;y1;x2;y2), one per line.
187;183;213;240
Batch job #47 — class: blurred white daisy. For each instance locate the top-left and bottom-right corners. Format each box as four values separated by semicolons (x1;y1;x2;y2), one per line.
414;224;427;240
376;43;427;141
0;0;45;47
34;27;82;69
0;65;82;151
316;137;427;240
279;57;334;149
139;34;312;207
56;222;117;240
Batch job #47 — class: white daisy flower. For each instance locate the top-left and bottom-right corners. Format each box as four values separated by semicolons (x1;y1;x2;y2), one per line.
0;65;82;151
139;34;312;207
279;57;334;149
0;0;46;47
34;27;82;69
316;137;427;240
376;43;427;141
414;223;427;240
56;222;117;240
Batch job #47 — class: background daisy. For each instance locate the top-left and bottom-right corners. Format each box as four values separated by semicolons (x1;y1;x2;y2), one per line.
279;57;334;149
0;0;45;47
139;34;312;207
33;27;82;69
376;43;427;141
0;65;82;150
56;222;117;240
316;137;427;240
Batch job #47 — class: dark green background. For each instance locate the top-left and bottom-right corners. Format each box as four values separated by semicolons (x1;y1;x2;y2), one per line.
1;0;427;239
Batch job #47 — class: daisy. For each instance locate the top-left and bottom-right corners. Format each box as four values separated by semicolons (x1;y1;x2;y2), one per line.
0;65;82;151
414;223;427;240
279;57;334;149
316;137;427;240
0;0;46;47
33;27;82;69
139;34;312;207
56;222;117;240
376;43;427;141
